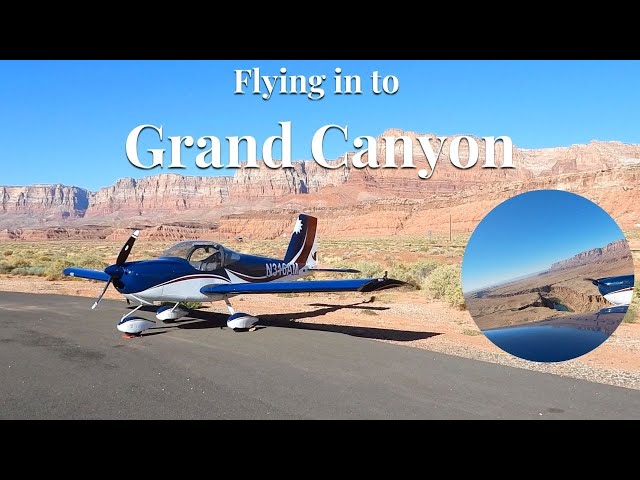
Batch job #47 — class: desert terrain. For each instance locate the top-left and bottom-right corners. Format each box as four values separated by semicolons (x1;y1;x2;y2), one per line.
1;132;640;390
466;239;634;330
0;235;639;391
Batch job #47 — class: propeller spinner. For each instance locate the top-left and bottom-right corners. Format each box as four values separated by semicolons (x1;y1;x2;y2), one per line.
92;230;139;309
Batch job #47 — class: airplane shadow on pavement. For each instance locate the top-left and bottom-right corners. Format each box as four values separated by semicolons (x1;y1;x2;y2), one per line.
138;301;441;342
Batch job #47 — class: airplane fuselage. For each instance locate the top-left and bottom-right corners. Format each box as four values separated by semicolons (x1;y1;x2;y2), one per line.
63;213;406;336
115;254;310;305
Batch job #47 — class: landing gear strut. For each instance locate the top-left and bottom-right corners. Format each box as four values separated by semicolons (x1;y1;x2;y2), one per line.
224;297;258;331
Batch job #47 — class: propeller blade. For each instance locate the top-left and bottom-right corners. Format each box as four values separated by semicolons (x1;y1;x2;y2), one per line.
90;229;139;310
92;278;112;310
116;230;139;266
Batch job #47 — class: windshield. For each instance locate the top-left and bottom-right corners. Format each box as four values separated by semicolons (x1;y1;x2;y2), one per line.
160;241;241;269
160;241;219;260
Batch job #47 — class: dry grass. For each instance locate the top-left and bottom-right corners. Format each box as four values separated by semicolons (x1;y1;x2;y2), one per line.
0;236;469;317
623;282;640;324
5;231;639;320
0;236;466;292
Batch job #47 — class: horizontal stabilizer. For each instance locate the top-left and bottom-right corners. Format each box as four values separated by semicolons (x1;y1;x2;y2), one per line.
308;268;361;274
63;267;110;282
201;278;406;295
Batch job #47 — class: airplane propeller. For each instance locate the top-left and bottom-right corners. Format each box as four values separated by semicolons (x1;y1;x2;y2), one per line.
585;277;601;286
91;230;139;310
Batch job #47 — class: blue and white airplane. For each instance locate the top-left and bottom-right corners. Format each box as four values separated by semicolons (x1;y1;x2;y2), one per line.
64;214;405;336
588;275;634;306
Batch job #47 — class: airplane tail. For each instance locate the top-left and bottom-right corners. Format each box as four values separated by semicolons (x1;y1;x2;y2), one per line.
283;214;318;268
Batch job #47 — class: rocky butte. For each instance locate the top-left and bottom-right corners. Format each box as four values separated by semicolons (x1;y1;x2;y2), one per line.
549;239;632;272
2;130;640;241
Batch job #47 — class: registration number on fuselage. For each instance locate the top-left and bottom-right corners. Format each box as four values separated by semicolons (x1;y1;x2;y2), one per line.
266;262;299;277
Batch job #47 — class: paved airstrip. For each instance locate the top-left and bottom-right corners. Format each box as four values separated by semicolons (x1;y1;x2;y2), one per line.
0;292;638;419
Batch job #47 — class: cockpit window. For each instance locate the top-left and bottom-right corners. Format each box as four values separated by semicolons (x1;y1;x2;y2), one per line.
189;247;215;263
161;241;201;260
160;241;240;271
189;246;222;271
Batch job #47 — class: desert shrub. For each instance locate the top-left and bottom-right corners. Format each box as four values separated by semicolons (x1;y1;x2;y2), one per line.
3;250;13;256
163;301;202;310
463;329;481;336
45;255;107;280
0;263;11;274
423;263;466;309
9;266;46;276
180;301;202;310
71;255;107;271
331;259;442;288
623;282;640;324
339;261;385;279
7;258;30;269
623;305;637;324
402;259;441;287
385;262;430;287
44;259;75;280
411;259;440;279
385;263;414;285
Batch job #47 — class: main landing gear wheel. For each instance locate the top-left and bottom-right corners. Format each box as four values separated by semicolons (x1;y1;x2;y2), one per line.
225;298;259;331
156;303;189;322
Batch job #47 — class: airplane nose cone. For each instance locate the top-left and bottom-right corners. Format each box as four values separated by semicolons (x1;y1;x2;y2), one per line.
104;265;123;278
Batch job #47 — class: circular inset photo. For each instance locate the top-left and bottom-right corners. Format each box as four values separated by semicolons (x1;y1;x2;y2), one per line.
462;190;634;362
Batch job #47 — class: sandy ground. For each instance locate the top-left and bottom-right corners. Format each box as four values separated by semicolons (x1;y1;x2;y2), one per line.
1;274;639;391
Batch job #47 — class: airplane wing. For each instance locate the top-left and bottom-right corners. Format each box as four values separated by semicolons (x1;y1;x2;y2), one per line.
63;267;110;282
307;268;361;273
200;277;405;295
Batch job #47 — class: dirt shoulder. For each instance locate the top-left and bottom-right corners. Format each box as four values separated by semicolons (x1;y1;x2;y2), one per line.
1;274;639;391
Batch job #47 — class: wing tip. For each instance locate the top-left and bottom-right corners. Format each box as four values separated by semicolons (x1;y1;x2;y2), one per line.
358;278;408;293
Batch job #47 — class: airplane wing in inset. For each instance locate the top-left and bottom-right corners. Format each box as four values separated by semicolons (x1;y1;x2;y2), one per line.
200;278;405;295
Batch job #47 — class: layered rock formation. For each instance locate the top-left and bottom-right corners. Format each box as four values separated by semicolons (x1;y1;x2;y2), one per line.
1;185;89;218
2;131;640;240
550;239;632;272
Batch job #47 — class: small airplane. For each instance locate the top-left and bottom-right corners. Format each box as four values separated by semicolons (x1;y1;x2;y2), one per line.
64;214;405;336
587;275;634;306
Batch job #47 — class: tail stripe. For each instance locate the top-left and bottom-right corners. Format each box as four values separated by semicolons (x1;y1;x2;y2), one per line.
295;217;317;266
283;214;318;266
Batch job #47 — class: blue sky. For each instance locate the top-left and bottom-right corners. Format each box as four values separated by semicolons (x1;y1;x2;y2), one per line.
461;190;626;293
1;60;640;190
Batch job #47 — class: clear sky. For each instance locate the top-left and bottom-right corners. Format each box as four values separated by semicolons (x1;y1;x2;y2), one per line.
461;190;626;293
1;60;640;190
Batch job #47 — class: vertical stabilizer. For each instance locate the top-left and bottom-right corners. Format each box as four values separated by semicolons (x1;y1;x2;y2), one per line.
283;214;318;267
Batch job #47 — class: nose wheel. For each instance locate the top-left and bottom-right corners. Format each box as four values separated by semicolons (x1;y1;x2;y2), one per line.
116;304;156;337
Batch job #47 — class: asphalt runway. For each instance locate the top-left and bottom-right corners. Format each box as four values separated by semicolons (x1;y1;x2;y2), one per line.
0;291;638;419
